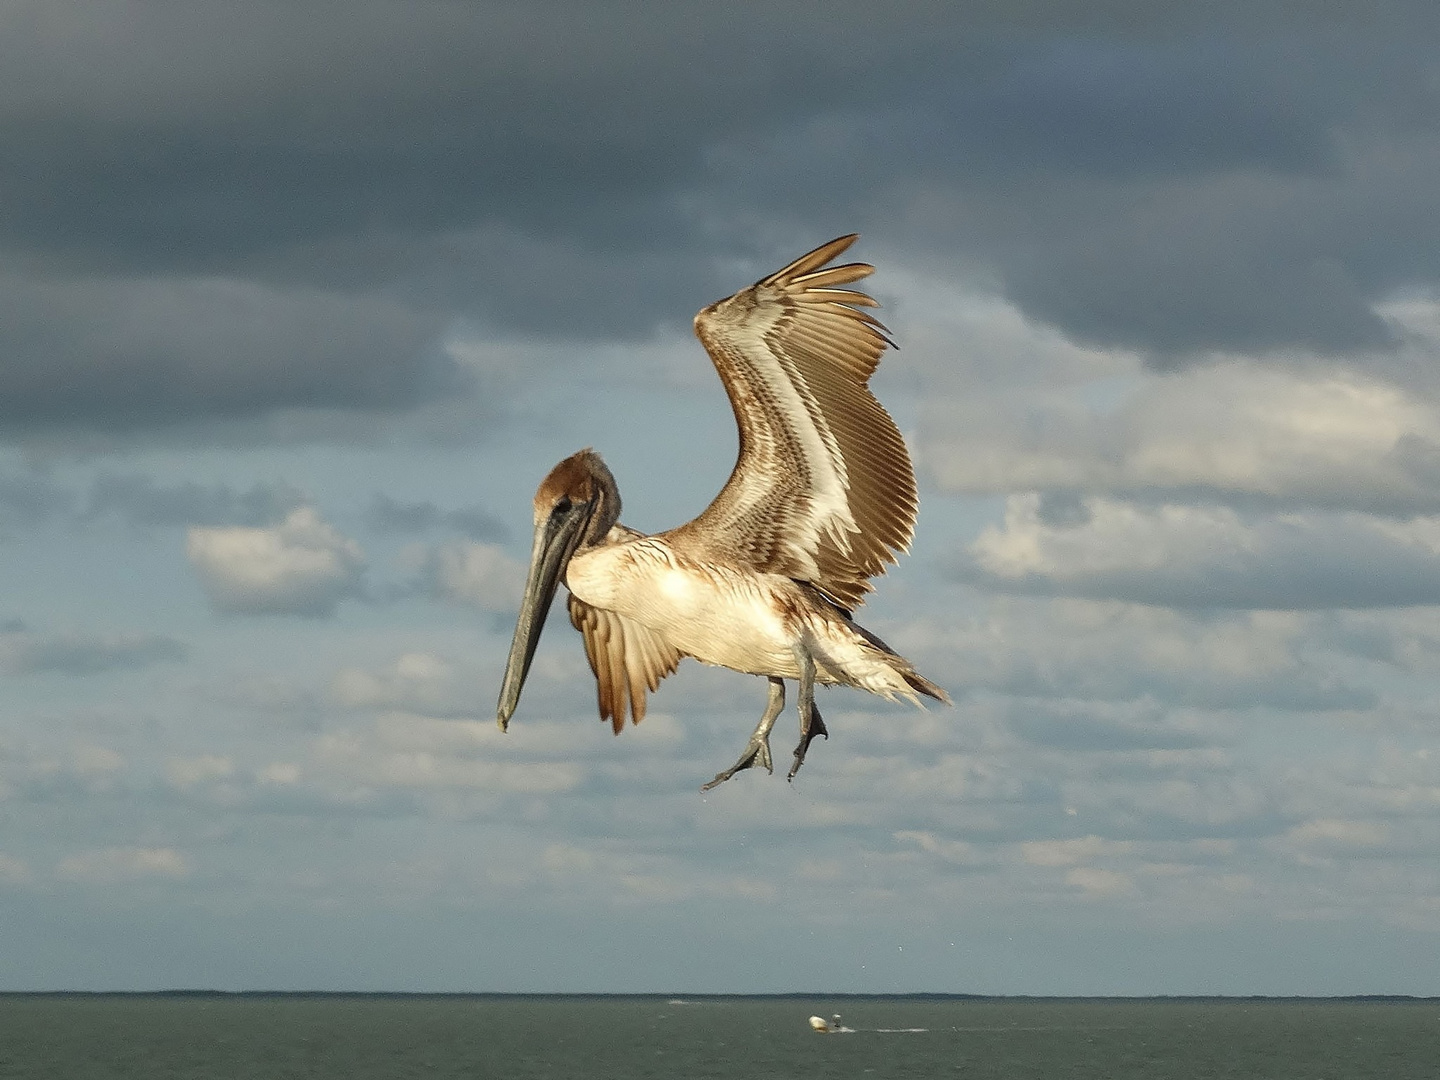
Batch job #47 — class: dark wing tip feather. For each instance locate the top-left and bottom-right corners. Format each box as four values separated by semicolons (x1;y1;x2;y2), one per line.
761;235;862;287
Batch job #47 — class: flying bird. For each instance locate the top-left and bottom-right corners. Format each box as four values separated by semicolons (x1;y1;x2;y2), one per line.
496;235;948;789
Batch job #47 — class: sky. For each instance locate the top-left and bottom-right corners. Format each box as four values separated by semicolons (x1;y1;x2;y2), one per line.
3;0;1440;994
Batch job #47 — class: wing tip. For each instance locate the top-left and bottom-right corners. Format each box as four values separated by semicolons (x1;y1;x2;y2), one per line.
763;234;863;287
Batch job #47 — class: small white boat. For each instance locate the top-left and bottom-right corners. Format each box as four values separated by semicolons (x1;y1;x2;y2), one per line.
809;1013;843;1033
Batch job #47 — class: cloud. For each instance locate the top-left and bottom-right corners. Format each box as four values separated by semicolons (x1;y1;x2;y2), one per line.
9;1;1440;994
1022;834;1133;867
0;275;459;432
1279;817;1390;856
966;494;1440;610
1063;866;1137;898
1;3;1438;446
164;754;235;791
186;507;365;616
331;652;476;718
698;28;1440;360
55;846;189;884
0;625;185;675
1003;702;1210;753
90;475;304;528
418;541;525;612
0;464;311;534
926;359;1440;513
0;741;128;802
314;713;583;796
912;598;1371;711
0;853;32;885
82;473;307;528
0;466;72;527
257;761;302;787
893;830;983;865
363;493;507;542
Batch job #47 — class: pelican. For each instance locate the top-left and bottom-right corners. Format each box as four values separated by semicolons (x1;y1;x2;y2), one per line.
496;235;948;788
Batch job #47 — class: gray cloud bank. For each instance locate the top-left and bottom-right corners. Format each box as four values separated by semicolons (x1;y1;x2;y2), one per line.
4;2;1440;439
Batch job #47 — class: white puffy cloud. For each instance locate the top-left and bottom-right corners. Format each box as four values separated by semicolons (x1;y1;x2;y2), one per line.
966;494;1440;609
925;357;1440;513
186;507;365;616
916;292;1440;515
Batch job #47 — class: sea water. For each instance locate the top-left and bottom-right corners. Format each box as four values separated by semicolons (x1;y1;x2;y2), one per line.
1;995;1436;1079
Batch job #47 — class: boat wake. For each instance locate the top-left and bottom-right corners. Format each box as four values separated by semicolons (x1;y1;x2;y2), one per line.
810;1014;926;1034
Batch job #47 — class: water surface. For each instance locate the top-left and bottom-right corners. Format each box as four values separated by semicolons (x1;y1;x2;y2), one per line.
2;995;1436;1079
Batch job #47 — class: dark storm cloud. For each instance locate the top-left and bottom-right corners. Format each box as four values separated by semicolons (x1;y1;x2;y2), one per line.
0;274;458;429
0;3;913;272
979;145;1440;359
4;1;1440;437
895;30;1440;358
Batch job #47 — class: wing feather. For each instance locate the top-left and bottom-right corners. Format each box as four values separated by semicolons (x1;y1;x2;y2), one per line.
567;593;684;734
676;235;917;609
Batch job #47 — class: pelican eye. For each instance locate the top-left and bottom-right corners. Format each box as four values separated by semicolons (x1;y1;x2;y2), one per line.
553;496;573;516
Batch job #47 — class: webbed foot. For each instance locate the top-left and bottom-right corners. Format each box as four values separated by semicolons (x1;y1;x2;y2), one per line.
700;676;785;792
701;735;774;791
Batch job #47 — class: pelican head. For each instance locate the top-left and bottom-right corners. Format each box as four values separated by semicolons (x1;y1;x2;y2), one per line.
497;449;620;730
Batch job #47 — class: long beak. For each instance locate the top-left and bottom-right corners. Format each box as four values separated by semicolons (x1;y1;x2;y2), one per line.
496;505;589;730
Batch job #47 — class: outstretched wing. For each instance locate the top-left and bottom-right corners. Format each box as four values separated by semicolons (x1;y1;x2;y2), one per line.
674;234;917;610
567;594;685;734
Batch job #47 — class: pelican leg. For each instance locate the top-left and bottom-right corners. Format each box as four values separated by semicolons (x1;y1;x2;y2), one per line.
787;646;829;782
701;677;785;792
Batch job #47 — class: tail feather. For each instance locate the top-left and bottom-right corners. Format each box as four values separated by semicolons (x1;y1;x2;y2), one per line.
903;669;951;705
846;613;951;706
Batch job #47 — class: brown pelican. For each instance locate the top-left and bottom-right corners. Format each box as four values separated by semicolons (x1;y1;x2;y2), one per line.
496;235;948;788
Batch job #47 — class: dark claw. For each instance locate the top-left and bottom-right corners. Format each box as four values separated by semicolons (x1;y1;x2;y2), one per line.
787;706;828;782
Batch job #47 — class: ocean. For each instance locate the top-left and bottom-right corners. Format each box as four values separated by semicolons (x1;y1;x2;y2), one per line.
1;995;1436;1079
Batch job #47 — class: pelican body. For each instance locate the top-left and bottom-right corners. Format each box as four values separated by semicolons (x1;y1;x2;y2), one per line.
497;236;948;788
